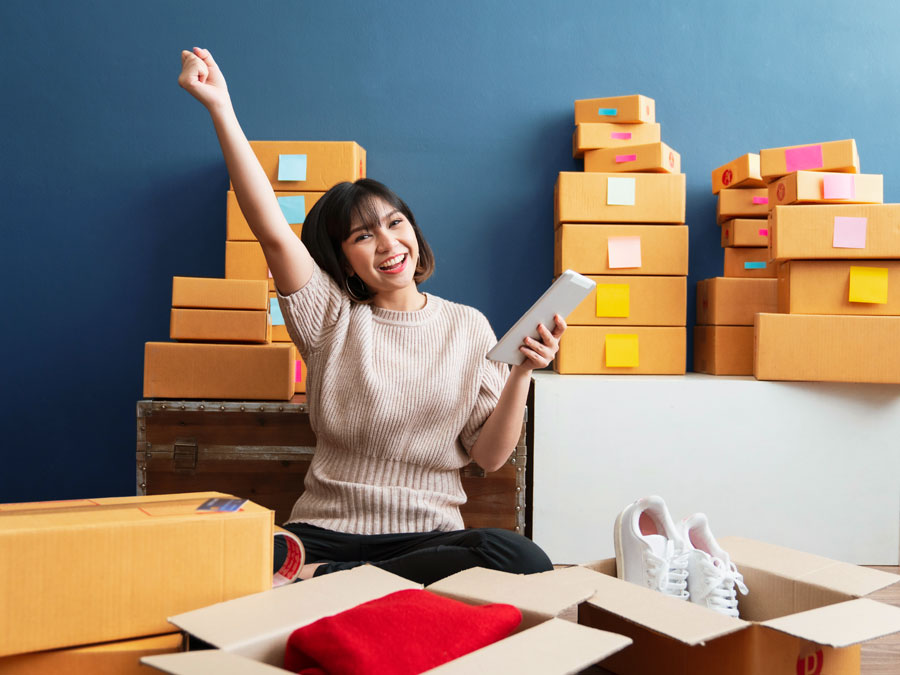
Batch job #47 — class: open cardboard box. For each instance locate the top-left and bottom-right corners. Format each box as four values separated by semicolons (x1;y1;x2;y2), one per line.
142;564;632;674
576;537;900;675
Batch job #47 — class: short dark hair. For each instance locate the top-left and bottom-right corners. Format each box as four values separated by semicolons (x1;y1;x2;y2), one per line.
300;178;435;303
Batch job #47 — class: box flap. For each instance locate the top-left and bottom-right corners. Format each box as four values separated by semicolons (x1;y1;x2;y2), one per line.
422;617;632;674
143;650;287;674
761;598;900;647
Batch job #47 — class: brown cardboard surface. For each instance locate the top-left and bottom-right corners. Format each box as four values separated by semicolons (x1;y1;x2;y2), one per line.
711;153;765;194
759;139;859;181
0;634;182;674
574;94;655;124
555;326;686;374
554;224;689;276
760;599;900;648
754;313;900;383
721;218;769;248
554;172;686;226
170;309;271;343
693;325;754;376
566;275;686;326
717;187;769;223
769;204;900;261
724;247;777;278
779;260;900;315
172;277;269;311
0;493;272;657
241;141;365;191
226;191;322;241
143;342;294;400
768;171;883;206
572;122;661;157
583;142;680;174
696;277;778;325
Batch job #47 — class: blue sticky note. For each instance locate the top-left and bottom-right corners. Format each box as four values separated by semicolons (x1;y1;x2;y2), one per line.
744;261;767;270
270;298;286;326
196;498;247;512
598;107;618;116
277;195;307;225
278;154;307;181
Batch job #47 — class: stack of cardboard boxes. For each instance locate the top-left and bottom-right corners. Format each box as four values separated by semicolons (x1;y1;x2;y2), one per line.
555;95;688;374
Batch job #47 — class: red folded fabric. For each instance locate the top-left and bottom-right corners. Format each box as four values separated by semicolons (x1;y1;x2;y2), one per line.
284;588;522;674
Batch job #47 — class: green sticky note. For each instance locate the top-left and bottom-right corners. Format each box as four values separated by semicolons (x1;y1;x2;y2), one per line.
606;334;639;368
849;266;889;304
596;284;630;318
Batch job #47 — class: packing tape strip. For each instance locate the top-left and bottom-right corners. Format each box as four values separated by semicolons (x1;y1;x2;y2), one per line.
273;527;306;587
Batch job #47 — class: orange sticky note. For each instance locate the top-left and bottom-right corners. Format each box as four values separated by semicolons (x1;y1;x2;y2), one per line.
596;284;630;318
605;334;639;367
849;266;888;304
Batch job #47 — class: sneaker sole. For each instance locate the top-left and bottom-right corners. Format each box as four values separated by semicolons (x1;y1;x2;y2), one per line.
613;510;626;581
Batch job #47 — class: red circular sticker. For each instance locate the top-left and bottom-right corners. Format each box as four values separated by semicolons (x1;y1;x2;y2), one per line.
722;169;733;187
776;183;785;201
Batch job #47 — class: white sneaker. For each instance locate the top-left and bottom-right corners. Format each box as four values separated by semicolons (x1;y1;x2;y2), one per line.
613;495;689;600
680;513;749;617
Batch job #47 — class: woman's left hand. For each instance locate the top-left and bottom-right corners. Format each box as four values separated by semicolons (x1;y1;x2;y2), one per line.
514;314;566;372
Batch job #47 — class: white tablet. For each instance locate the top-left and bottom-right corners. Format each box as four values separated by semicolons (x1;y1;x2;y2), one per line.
486;270;596;366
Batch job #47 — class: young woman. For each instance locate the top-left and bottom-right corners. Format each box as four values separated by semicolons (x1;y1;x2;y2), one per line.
178;47;566;585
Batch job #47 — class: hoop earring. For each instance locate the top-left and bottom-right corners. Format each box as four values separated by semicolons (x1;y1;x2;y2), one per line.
344;274;368;301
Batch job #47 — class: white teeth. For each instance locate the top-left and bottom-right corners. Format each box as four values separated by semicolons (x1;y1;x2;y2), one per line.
380;254;405;269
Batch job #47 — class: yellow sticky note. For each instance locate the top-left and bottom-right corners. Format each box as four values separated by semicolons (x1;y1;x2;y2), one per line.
596;284;630;318
849;266;888;304
605;334;639;367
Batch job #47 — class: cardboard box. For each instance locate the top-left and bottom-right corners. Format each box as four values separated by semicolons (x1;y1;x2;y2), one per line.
693;325;754;375
555;224;689;276
721;218;769;248
0;493;272;657
0;634;183;674
574;94;655;124
578;538;900;675
555;326;686;374
572;122;661;157
759;139;859;181
768;171;883;207
754;313;900;383
225;241;274;292
769;204;900;262
567;275;686;326
696;277;778;326
241;141;365;191
717;187;769;223
170;309;271;343
779;260;900;316
583;142;680;174
555;172;686;226
143;342;294;400
724;247;777;278
172;277;269;311
141;565;633;675
711;153;765;194
226;190;322;241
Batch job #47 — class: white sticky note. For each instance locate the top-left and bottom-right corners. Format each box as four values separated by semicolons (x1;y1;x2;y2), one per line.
607;177;636;206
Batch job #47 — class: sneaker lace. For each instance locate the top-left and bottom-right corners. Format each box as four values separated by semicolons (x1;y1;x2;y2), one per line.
697;556;750;617
643;540;689;599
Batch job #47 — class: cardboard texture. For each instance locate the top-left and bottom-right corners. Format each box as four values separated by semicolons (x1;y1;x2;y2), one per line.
768;171;883;207
567;275;686;326
0;493;272;657
170;309;271;343
240;141;365;191
724;247;777;278
693;325;754;375
143;342;294;400
717;187;770;223
778;260;900;316
225;241;275;292
696;277;778;326
769;204;900;262
226;190;322;241
721;218;770;248
574;95;655;124
555;224;689;276
754;313;900;383
572;122;661;157
711;153;766;194
554;172;686;226
140;565;632;675
759;139;860;181
555;326;686;374
583;142;681;174
172;277;268;312
578;538;900;675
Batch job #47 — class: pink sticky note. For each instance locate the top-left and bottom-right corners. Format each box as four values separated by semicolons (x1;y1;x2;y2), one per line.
832;216;867;249
823;174;856;200
295;360;303;383
610;132;632;140
785;144;824;172
615;154;637;163
267;268;273;278
759;228;769;236
752;196;769;205
608;236;642;269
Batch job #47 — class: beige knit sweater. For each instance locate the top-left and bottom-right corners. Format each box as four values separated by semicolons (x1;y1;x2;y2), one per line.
277;266;509;534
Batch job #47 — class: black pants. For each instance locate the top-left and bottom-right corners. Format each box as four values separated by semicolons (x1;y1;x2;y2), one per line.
274;522;553;585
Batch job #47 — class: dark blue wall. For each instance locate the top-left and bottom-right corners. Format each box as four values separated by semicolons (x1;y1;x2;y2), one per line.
2;1;899;502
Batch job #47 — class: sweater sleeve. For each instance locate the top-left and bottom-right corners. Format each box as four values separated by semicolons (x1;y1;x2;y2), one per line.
458;316;510;452
276;264;349;355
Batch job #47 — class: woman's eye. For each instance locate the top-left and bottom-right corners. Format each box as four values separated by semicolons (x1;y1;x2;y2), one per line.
389;219;402;228
354;233;371;243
